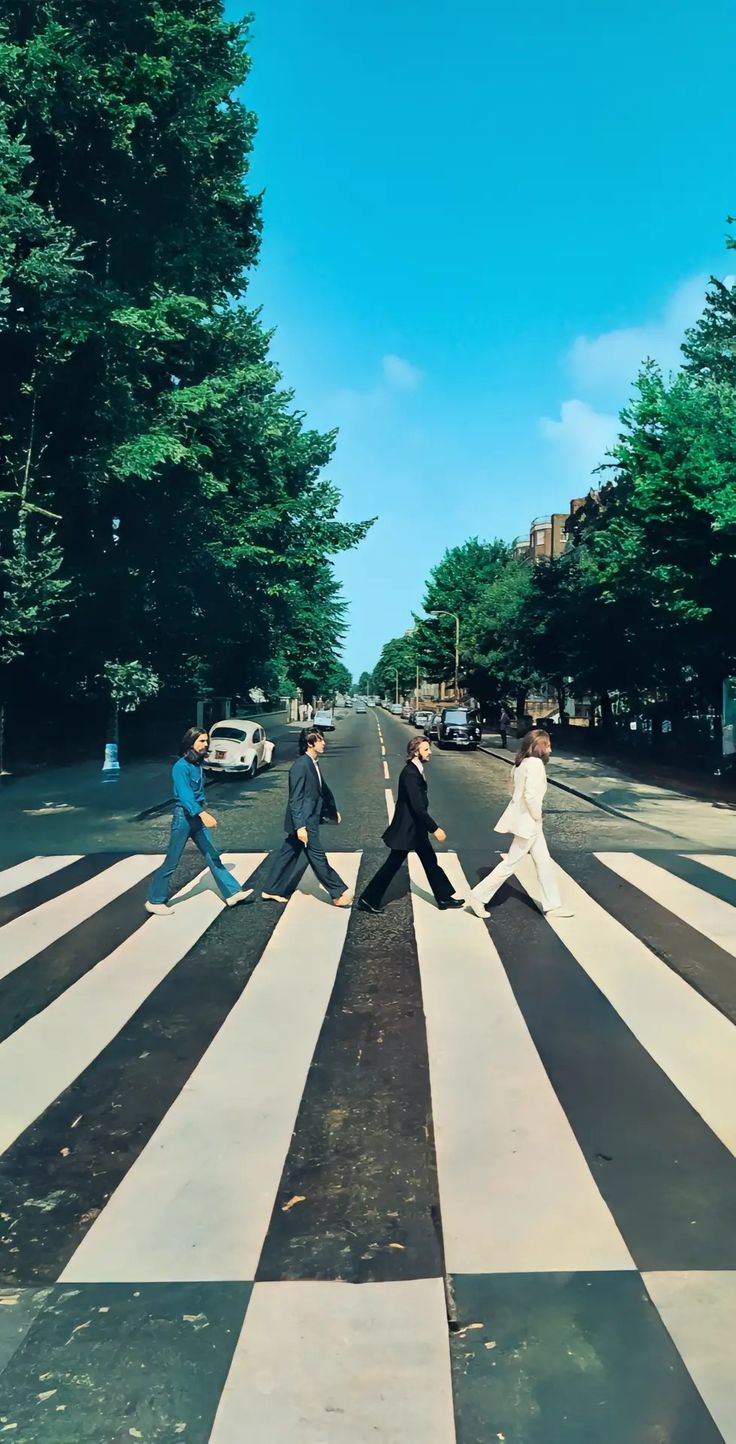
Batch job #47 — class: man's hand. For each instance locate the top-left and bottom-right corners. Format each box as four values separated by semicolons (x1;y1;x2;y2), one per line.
200;811;217;829
297;826;308;845
433;826;447;843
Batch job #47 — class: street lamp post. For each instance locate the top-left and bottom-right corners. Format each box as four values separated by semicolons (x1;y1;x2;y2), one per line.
394;668;399;705
429;610;461;701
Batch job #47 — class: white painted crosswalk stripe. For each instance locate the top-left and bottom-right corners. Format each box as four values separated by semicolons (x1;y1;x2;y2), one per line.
597;851;736;958
643;1271;736;1444
209;1278;457;1444
518;854;736;1156
0;854;81;898
410;852;633;1273
0;855;264;1158
0;854;161;981
687;853;736;885
62;854;360;1283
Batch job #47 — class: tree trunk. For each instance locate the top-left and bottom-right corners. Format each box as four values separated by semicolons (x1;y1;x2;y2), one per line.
102;700;121;774
0;701;5;776
600;689;613;733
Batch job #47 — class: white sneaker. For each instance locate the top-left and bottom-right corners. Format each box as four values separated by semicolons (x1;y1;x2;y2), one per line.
545;906;574;919
225;888;253;907
468;898;491;919
145;901;172;917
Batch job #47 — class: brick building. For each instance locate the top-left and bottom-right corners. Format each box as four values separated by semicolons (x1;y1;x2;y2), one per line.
513;496;591;562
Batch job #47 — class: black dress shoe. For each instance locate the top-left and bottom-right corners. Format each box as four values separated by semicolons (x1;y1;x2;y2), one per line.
437;897;464;910
357;896;384;915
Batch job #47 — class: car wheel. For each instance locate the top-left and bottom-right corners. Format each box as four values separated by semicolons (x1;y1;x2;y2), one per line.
267;746;275;768
249;758;258;780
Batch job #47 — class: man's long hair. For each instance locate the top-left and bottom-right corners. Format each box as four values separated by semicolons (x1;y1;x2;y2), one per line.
298;728;324;755
180;726;207;763
407;735;425;761
514;728;550;766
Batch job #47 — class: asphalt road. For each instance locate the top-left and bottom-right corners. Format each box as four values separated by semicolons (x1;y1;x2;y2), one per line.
0;706;734;1442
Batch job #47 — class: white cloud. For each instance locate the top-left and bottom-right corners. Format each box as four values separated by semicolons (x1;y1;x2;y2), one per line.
382;353;423;391
540;399;620;480
568;273;710;394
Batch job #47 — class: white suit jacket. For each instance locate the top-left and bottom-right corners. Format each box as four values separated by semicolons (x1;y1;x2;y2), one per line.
494;756;547;839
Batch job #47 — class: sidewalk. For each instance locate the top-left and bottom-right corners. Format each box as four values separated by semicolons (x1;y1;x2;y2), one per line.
481;735;736;848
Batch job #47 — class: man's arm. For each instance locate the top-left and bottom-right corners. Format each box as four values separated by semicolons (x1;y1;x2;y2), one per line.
320;777;339;823
289;759;310;830
404;767;439;833
522;758;545;822
173;759;202;819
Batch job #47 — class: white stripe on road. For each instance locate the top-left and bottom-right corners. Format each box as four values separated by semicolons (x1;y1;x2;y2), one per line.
596;852;736;958
63;855;360;1283
643;1271;736;1444
383;760;390;780
0;855;161;981
519;855;736;1157
209;1279;457;1444
687;854;736;885
385;788;395;822
0;856;263;1159
409;853;633;1273
0;855;81;899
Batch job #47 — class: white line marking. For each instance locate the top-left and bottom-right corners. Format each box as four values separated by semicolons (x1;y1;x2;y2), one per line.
0;855;264;1159
596;852;736;958
643;1271;736;1443
383;760;390;780
0;855;81;899
687;854;736;884
62;855;361;1283
385;788;395;822
410;853;633;1273
0;855;161;981
519;854;736;1157
209;1279;457;1444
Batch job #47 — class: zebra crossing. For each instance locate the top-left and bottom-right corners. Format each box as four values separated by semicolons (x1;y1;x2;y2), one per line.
0;846;734;1441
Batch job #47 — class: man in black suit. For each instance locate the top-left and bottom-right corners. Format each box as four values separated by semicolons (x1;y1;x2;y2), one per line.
261;728;352;906
358;735;463;914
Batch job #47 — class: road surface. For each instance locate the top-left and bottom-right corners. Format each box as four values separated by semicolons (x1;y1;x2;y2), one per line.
0;707;734;1442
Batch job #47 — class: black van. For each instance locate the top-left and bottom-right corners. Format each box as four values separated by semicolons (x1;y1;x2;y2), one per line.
437;707;482;749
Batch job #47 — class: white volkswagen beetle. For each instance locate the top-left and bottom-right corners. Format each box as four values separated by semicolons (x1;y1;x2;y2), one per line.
204;718;275;779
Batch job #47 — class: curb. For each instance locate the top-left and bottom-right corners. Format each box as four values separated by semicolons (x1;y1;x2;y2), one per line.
477;744;693;841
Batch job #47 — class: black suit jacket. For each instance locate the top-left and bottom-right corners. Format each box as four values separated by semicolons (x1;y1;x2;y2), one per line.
284;753;338;834
382;761;438;851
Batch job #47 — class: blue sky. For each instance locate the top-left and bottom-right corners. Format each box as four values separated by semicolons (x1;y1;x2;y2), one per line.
227;0;736;676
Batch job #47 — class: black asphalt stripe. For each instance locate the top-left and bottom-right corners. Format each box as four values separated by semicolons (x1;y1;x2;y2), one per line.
256;851;444;1284
459;852;736;1271
644;848;736;908
0;857;279;1287
0;854;205;1045
0;854;126;928
449;1271;723;1444
569;852;736;1025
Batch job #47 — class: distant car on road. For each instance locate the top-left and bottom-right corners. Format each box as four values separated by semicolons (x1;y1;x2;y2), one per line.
412;709;433;729
355;701;367;714
389;703;403;715
313;707;335;731
424;712;441;741
437;706;482;750
205;718;275;778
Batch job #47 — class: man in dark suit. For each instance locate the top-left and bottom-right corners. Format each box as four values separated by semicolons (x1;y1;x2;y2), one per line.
358;735;463;914
261;728;352;906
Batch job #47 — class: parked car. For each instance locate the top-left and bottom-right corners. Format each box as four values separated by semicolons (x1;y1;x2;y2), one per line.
424;713;441;741
389;703;403;715
313;707;335;731
205;718;275;778
413;709;433;729
437;706;482;749
355;700;367;714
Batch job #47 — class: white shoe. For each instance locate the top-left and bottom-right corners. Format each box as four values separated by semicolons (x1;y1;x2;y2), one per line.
145;901;172;917
467;898;491;919
545;906;574;919
225;888;253;907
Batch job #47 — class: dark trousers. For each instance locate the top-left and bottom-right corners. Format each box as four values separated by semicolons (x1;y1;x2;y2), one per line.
361;833;454;908
264;827;347;900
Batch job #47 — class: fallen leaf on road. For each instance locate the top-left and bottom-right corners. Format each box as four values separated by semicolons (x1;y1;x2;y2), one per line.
484;1341;497;1350
282;1195;306;1212
388;1243;405;1250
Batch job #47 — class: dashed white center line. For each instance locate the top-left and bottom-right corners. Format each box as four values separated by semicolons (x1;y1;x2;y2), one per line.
383;760;390;780
385;788;395;822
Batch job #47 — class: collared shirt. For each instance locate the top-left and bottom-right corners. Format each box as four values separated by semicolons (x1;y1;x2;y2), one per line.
172;756;206;818
310;755;323;790
412;758;425;776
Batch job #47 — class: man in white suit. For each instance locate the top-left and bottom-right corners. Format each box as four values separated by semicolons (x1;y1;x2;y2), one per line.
467;729;573;920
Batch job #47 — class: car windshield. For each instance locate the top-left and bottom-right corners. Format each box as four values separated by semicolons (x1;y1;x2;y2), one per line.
210;727;248;743
443;710;471;724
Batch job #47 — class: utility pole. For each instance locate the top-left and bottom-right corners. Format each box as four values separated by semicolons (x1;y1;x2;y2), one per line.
429;610;461;701
394;668;399;704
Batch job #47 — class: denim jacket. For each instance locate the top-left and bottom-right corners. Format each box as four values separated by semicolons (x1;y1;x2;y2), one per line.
172;756;206;819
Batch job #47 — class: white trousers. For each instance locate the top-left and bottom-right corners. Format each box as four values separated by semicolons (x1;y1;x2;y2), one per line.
470;828;562;912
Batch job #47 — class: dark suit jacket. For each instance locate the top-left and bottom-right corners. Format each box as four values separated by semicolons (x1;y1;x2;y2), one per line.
284;753;338;834
382;761;438;851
